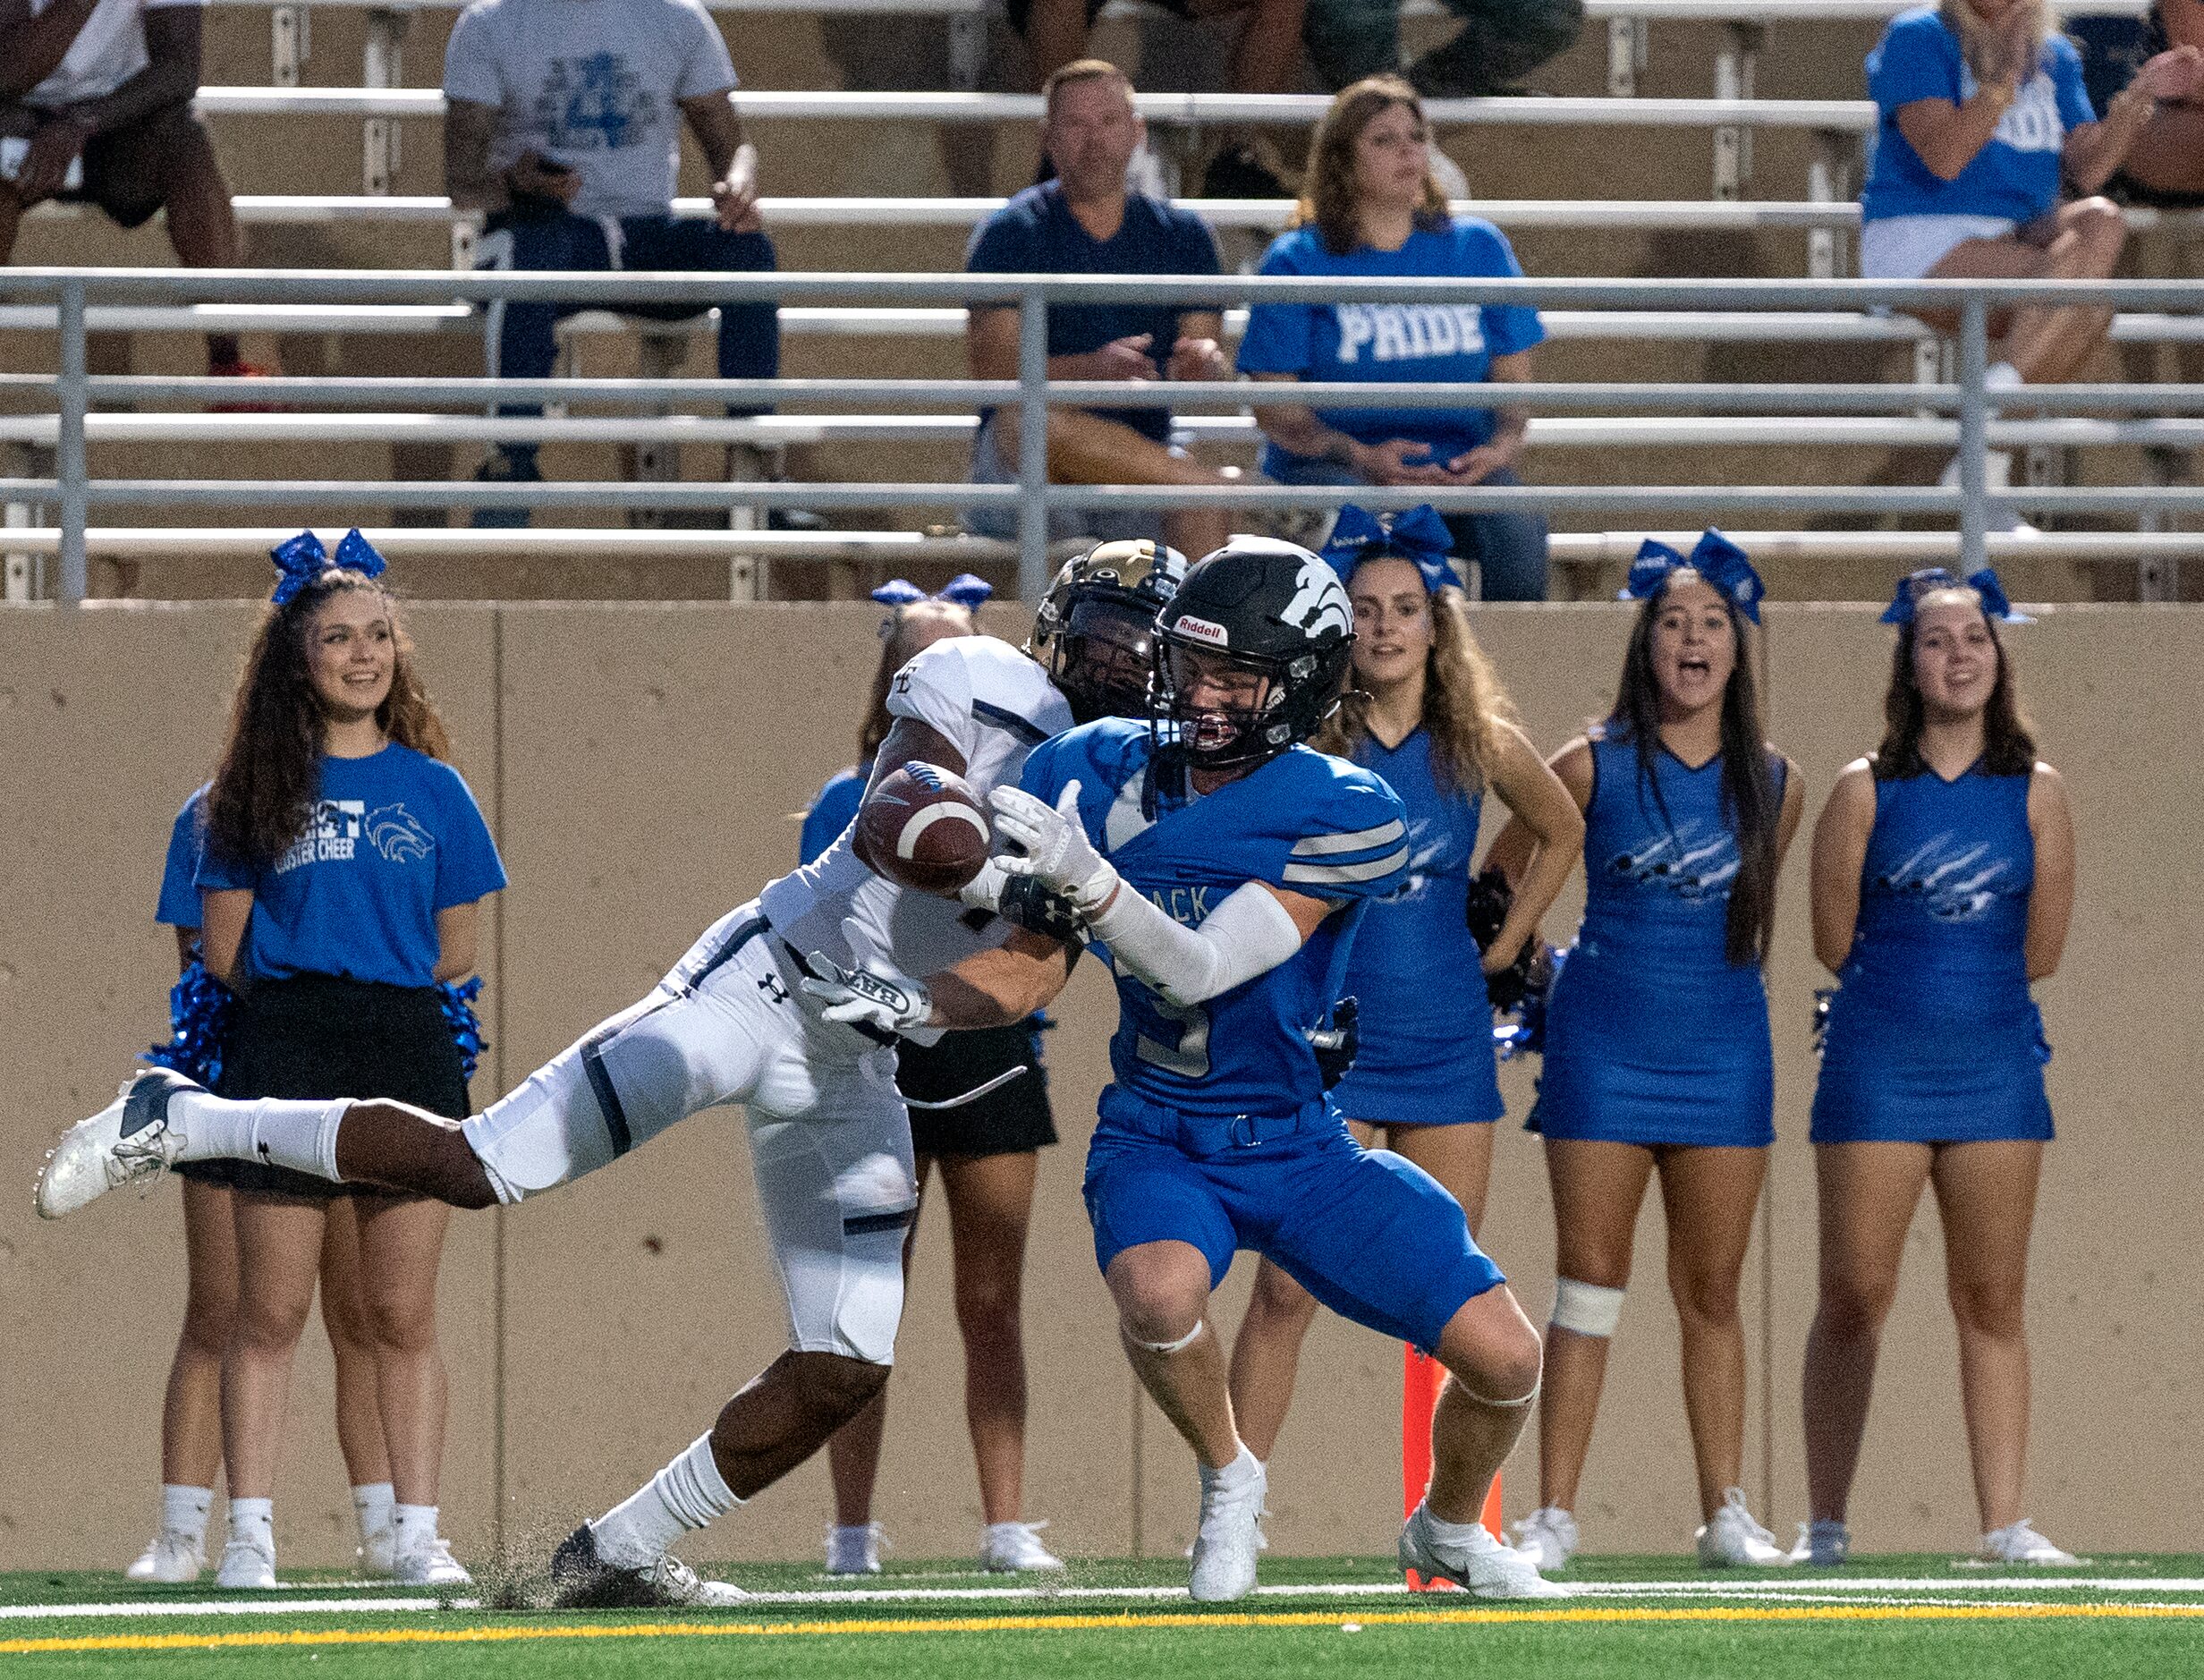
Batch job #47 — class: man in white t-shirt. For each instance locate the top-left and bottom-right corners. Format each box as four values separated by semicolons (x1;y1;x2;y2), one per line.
443;0;779;522
0;0;261;377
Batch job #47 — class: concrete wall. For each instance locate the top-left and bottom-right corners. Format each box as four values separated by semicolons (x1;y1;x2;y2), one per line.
3;600;2199;1571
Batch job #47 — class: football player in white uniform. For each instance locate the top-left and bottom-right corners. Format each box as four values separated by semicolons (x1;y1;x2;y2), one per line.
36;541;1184;1607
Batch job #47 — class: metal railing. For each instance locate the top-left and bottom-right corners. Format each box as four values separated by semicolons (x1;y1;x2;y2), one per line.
4;267;2199;604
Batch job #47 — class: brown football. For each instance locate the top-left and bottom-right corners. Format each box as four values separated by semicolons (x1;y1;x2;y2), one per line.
855;760;992;895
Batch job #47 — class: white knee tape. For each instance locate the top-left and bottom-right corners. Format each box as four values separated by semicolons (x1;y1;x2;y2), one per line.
1550;1277;1626;1338
1130;1321;1206;1355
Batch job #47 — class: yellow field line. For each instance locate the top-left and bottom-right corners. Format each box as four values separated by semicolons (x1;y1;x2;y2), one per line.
7;1601;2204;1654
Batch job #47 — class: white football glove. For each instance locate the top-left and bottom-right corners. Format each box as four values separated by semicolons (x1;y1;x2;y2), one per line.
800;948;933;1038
957;856;1008;914
989;780;1118;913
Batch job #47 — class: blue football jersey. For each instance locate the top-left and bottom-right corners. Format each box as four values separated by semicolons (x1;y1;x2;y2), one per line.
1019;719;1411;1118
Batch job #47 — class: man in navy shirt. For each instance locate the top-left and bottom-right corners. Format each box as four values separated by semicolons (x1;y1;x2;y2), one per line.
963;62;1232;563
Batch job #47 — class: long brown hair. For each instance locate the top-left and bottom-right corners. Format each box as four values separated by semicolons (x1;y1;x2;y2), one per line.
205;570;451;870
1607;583;1782;967
1317;580;1515;795
1292;75;1450;258
857;598;978;762
1875;610;2036;779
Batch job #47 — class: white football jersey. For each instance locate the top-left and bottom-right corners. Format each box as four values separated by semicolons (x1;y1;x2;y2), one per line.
759;635;1073;1030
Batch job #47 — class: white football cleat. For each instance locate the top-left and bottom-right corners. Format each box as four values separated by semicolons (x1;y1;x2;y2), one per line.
216;1538;279;1590
1511;1506;1579;1572
1400;1504;1566;1599
1697;1488;1793;1567
826;1523;884;1577
981;1520;1065;1573
125;1531;204;1584
392;1537;472;1587
36;1070;201;1219
1188;1457;1267;1602
1979;1519;2077;1565
1789;1518;1850;1566
358;1526;396;1579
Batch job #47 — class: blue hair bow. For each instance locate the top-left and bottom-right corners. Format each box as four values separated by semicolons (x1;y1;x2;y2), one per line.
1319;504;1456;595
1879;566;2030;626
269;528;386;607
1621;529;1765;624
871;573;996;611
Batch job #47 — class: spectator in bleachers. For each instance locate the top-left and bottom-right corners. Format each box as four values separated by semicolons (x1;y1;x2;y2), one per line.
1012;0;1305;198
1859;0;2204;528
444;0;779;522
2107;0;2204;207
964;62;1233;562
1306;0;1583;99
0;0;266;381
1236;76;1548;600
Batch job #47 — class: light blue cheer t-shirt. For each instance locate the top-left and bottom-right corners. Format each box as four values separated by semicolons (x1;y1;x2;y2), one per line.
1861;7;2095;225
1236;217;1545;471
197;743;506;988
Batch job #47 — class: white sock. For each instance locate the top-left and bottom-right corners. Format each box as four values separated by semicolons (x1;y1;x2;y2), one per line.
589;1435;741;1568
1420;1506;1496;1547
161;1484;214;1544
394;1504;440;1554
171;1092;349;1181
1198;1444;1262;1495
353;1482;395;1540
228;1496;275;1554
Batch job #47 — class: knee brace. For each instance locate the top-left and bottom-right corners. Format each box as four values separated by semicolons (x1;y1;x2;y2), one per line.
1550;1277;1626;1338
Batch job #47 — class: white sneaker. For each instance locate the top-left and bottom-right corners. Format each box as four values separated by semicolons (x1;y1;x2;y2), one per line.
825;1523;884;1577
393;1537;472;1587
216;1538;279;1590
1188;1456;1267;1603
547;1524;749;1608
980;1520;1065;1573
125;1530;204;1583
358;1526;396;1580
35;1070;200;1218
1401;1503;1566;1599
1696;1488;1793;1567
1789;1518;1850;1566
1979;1519;2077;1565
1511;1506;1579;1573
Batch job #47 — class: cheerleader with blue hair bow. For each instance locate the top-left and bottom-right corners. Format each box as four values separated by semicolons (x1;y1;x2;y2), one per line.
1797;566;2076;1570
1221;505;1584;1471
1482;530;1805;1574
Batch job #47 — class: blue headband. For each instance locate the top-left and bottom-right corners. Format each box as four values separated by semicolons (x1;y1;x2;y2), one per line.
1879;566;2030;626
1319;505;1456;595
269;528;386;607
871;573;995;611
1621;529;1765;624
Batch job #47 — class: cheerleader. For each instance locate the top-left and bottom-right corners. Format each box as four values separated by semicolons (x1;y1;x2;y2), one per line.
124;786;397;1582
1494;533;1804;1571
194;533;505;1589
1224;505;1584;1467
1798;567;2075;1567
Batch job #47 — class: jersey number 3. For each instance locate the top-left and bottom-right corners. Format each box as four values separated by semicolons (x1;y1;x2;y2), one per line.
1134;994;1212;1080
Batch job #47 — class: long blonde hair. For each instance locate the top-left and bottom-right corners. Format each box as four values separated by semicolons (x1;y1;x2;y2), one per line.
1290;74;1451;259
1941;0;2048;85
1316;581;1516;795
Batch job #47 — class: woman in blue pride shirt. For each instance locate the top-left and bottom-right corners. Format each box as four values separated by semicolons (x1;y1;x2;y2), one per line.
1236;76;1550;601
1222;505;1582;1467
1797;570;2076;1568
1487;533;1804;1574
195;533;505;1591
123;787;398;1584
1859;3;2201;519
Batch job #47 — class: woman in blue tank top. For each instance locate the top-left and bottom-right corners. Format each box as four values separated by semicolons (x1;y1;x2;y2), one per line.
1223;505;1585;1469
1797;568;2076;1569
1488;533;1803;1573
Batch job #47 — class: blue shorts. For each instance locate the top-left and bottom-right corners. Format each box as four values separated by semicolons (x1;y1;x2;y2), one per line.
1081;1086;1506;1354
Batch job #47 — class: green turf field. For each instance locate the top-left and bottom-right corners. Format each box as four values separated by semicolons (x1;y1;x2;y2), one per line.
9;1554;2203;1678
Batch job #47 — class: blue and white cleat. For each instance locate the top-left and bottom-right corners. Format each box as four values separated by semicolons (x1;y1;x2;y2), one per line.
35;1069;201;1219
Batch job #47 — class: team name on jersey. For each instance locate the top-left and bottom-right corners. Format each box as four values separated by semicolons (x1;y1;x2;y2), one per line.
275;799;365;873
1144;884;1216;924
1957;64;2064;154
1335;303;1488;364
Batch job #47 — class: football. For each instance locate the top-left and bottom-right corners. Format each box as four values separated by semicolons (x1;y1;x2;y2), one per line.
855;760;992;895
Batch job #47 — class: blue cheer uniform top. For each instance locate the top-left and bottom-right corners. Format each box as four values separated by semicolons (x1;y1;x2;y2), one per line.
196;742;506;988
1531;731;1783;1148
1811;762;2053;1144
1329;726;1504;1128
801;765;867;867
157;785;212;932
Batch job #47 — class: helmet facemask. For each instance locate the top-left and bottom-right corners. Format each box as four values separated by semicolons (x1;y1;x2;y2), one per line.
1049;594;1161;725
1152;636;1299;771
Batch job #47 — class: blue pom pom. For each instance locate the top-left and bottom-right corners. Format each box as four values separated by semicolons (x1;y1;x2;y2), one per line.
142;961;235;1088
437;976;488;1082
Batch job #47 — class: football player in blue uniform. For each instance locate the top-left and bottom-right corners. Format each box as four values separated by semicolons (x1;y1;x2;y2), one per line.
807;539;1559;1603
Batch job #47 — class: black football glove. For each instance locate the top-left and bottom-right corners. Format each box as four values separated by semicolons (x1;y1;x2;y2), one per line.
1306;996;1360;1092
